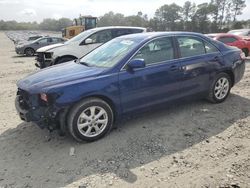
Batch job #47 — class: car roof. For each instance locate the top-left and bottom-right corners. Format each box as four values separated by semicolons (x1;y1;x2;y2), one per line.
90;26;147;32
117;31;207;40
206;33;240;38
38;36;62;39
229;29;250;32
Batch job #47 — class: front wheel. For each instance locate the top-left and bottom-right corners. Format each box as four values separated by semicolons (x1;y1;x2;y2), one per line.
67;98;114;142
25;48;35;56
207;73;232;103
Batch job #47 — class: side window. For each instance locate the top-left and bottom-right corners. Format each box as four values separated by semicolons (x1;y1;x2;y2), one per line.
177;36;206;58
132;37;174;65
52;38;62;42
47;38;52;43
218;37;237;43
114;29;132;37
38;38;48;44
131;29;144;33
89;30;112;44
204;42;219;53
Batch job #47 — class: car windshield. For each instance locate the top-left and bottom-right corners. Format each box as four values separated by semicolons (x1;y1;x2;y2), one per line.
65;29;97;44
79;38;140;68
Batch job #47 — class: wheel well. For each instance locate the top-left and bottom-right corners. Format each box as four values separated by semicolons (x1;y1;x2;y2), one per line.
89;95;116;116
24;47;34;52
55;55;77;64
242;48;249;52
71;95;117;119
223;70;235;86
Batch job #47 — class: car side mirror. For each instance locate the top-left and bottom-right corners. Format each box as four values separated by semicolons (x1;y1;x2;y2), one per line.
85;38;93;45
126;59;145;70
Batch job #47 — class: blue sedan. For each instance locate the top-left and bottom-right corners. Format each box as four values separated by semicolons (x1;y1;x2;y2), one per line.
15;32;245;141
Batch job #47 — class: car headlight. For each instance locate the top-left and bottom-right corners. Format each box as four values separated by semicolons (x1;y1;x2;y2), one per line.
16;45;24;48
44;52;53;59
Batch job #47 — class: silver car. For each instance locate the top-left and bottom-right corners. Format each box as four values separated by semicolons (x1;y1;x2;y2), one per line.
15;37;66;56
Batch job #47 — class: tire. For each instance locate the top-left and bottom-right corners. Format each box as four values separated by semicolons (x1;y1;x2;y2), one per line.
207;73;232;103
242;48;249;57
55;57;76;65
25;48;35;56
67;98;114;142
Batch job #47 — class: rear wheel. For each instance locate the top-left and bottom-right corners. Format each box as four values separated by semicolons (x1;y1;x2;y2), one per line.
67;98;114;142
242;48;249;57
25;48;35;56
207;73;232;103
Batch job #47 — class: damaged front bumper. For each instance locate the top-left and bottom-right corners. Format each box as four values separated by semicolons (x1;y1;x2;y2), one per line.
15;89;60;130
35;52;53;69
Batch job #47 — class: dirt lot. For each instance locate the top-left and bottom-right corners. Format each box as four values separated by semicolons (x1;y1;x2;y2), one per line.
0;31;250;188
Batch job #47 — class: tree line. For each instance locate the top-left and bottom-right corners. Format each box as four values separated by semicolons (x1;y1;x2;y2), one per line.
0;0;248;33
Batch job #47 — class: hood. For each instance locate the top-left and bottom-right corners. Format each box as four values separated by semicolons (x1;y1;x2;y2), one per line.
17;61;105;93
16;41;32;47
36;43;65;52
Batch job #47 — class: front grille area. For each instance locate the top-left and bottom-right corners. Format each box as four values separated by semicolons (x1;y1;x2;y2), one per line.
17;89;30;110
36;52;44;63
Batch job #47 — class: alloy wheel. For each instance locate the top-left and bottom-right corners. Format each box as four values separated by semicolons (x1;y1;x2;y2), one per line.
77;106;108;138
214;77;230;100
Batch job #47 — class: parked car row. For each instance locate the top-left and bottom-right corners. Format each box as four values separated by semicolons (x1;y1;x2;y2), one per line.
15;36;67;56
206;29;250;57
15;30;246;142
35;26;147;68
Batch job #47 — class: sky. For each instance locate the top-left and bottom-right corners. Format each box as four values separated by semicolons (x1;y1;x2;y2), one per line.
0;0;249;22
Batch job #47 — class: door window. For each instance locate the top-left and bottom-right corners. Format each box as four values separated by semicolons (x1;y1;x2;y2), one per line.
177;36;206;58
114;29;132;37
38;38;48;44
218;37;237;43
89;30;112;43
132;37;174;65
204;42;219;53
52;38;63;42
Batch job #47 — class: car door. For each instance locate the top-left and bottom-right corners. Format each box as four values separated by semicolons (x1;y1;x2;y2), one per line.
176;35;222;96
119;37;183;113
34;38;49;50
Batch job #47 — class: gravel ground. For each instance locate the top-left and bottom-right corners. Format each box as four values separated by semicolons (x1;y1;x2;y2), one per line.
0;31;250;188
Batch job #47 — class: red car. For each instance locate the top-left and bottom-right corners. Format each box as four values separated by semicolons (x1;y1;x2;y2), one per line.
207;33;250;57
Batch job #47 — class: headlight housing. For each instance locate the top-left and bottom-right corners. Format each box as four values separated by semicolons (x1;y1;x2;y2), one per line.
44;52;53;59
39;92;62;105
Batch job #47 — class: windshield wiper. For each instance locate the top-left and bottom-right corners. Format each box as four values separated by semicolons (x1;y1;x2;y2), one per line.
79;61;91;67
74;59;93;67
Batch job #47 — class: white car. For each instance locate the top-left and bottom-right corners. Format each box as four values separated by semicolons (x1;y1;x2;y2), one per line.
36;26;147;68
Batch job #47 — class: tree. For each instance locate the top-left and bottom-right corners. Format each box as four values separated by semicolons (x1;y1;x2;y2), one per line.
155;3;182;31
98;12;126;26
231;0;246;22
182;1;196;30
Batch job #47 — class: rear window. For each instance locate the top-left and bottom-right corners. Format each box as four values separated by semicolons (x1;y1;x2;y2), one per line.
177;36;219;58
177;36;206;58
